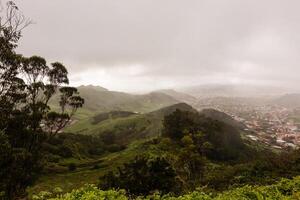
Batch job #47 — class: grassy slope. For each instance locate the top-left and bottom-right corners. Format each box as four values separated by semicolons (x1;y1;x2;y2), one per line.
29;103;270;197
29;135;272;197
30;137;180;196
28;141;145;197
29;104;197;196
50;86;179;119
65;103;197;143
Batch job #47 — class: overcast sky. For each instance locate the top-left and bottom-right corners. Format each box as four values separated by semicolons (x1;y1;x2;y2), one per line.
11;0;300;92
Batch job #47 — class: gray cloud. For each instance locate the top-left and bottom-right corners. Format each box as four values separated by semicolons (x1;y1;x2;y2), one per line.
13;0;300;92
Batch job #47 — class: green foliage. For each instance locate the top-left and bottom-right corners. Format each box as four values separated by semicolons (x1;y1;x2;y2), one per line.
177;135;207;188
162;109;198;140
0;3;84;198
35;185;128;200
28;130;300;197
92;111;136;125
25;103;300;197
68;163;77;171
43;133;106;160
162;109;248;161
42;132;126;168
32;176;300;200
65;103;196;145
99;156;180;196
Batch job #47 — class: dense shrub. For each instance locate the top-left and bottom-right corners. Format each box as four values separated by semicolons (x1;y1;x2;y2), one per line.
99;156;180;196
88;147;105;156
43;133;107;161
106;144;125;153
58;146;73;158
162;109;248;162
33;176;300;200
92;111;135;125
46;154;61;163
92;113;110;124
100;132;116;145
68;163;77;171
34;185;127;200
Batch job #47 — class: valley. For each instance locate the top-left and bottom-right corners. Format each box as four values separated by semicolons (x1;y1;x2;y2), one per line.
27;86;300;198
195;97;300;149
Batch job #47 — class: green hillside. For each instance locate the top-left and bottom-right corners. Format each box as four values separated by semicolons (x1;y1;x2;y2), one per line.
65;103;246;145
29;105;300;198
65;103;197;145
201;108;247;130
29;104;252;196
49;85;179;119
155;89;198;104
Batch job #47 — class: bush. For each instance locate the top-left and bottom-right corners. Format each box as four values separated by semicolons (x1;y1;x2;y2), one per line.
46;154;61;163
92;164;101;170
106;144;124;153
99;156;180;196
100;132;116;145
32;176;300;200
68;163;77;171
88;147;105;156
58;146;73;158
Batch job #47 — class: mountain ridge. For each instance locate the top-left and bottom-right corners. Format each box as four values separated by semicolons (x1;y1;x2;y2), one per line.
49;86;179;118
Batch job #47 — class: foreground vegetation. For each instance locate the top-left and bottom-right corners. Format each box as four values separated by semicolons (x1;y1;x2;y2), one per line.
33;176;300;199
29;109;300;198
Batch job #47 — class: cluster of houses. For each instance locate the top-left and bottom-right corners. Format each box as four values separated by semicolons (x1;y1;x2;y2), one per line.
197;100;300;149
233;106;300;149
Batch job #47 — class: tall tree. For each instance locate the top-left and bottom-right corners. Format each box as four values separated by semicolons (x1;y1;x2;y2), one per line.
0;2;84;199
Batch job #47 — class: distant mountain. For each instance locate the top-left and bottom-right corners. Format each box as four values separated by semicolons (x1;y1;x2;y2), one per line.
77;88;178;113
155;89;197;104
147;102;198;117
181;84;289;98
50;86;179;118
181;84;238;98
194;96;270;110
273;94;300;108
78;85;108;92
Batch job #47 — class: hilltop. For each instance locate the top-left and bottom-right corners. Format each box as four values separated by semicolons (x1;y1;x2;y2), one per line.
76;86;179;113
64;103;197;144
49;85;179;119
181;84;290;98
78;85;109;92
155;89;198;104
65;103;248;147
201;108;247;130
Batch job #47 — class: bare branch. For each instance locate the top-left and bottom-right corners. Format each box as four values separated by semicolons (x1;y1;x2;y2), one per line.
0;1;32;41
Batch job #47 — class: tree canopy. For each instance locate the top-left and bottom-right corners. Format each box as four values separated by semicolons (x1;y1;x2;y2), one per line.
0;2;84;199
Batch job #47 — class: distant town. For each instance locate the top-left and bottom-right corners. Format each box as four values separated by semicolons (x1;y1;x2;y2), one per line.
197;101;300;150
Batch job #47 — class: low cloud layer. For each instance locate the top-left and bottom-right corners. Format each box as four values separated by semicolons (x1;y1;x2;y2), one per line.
14;0;300;92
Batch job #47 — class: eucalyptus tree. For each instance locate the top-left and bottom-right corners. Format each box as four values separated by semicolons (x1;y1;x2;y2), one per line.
0;2;84;199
